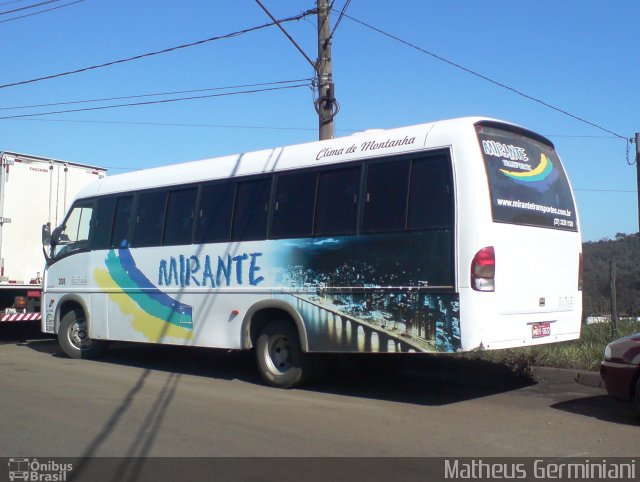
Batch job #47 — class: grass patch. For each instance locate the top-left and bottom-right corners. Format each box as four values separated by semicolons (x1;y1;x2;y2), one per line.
461;318;640;373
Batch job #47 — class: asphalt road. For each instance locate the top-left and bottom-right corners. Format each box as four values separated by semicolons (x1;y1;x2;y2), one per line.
1;324;638;461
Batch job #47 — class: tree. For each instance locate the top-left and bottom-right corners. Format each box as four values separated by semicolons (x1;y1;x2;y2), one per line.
583;233;640;317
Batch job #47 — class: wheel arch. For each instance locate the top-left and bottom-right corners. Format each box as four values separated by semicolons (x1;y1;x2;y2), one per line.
54;294;90;335
241;299;309;352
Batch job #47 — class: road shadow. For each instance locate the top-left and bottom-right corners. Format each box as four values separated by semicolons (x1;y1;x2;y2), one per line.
551;394;640;427
101;343;262;383
0;323;53;344
18;338;534;406
19;337;260;383
308;353;535;405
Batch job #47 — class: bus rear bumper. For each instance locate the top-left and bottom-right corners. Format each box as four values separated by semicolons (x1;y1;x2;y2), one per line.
474;311;581;351
481;330;580;351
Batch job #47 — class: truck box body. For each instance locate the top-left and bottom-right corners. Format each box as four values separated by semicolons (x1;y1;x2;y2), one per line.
0;151;106;322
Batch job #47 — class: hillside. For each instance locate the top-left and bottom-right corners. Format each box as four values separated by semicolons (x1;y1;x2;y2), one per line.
582;232;640;317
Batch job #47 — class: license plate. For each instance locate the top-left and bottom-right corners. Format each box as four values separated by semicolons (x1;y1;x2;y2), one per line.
532;322;551;338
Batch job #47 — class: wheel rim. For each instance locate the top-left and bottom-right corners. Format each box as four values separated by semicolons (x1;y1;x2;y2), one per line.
68;319;94;350
266;335;293;373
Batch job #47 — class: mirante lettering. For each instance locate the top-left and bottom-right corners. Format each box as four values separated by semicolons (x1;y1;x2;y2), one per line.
159;252;264;287
482;139;529;162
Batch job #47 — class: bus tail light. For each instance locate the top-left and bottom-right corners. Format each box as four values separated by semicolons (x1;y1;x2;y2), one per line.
471;246;495;292
578;252;583;291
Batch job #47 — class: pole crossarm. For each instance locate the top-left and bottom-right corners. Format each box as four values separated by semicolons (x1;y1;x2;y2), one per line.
254;0;317;71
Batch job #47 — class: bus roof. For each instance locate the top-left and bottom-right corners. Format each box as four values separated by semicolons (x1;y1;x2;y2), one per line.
79;116;528;199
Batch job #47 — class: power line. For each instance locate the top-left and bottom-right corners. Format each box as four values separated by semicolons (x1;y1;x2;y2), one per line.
254;0;316;69
329;0;351;40
0;0;84;24
11;117;325;131
0;9;315;90
320;0;351;53
343;13;629;142
0;83;311;120
0;78;313;111
3;110;618;140
0;0;32;6
574;188;637;193
0;0;60;15
544;134;622;140
9;116;362;133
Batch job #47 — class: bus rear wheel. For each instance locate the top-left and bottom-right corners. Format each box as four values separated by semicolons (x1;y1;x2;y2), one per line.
256;320;306;388
58;309;107;359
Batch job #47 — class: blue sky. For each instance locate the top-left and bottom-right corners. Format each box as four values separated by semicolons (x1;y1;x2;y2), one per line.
0;0;637;241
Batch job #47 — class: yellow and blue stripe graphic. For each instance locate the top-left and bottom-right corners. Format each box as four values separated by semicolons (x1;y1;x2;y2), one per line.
94;248;194;341
499;153;558;192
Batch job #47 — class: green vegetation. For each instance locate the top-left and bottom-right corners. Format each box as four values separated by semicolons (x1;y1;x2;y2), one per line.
583;232;639;317
467;233;640;373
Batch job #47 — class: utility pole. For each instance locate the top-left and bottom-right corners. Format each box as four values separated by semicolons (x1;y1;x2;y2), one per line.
316;0;335;140
636;133;640;237
255;0;337;140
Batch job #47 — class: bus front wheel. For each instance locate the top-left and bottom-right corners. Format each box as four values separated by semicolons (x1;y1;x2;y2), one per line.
256;320;306;388
58;309;107;359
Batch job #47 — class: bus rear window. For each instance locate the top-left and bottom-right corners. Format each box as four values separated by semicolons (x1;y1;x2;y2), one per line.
476;123;577;231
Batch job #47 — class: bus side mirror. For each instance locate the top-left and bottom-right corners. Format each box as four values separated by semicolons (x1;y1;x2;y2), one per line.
42;223;51;245
50;226;63;244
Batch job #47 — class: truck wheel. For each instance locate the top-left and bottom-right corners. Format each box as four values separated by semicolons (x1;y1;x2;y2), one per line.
256;320;307;388
58;309;107;359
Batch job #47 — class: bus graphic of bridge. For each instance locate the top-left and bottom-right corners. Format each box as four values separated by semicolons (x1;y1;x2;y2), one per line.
278;291;460;353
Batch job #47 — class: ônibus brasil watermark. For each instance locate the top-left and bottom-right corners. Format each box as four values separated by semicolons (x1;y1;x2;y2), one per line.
7;458;72;482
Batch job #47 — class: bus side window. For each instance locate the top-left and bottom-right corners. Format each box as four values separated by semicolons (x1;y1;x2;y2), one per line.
271;171;317;239
362;159;410;233
111;196;133;248
164;188;197;246
196;182;234;243
132;191;168;247
92;197;116;250
232;177;271;241
314;166;360;236
408;156;453;229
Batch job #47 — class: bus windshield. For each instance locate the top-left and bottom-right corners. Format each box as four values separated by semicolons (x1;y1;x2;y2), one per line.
48;200;94;260
476;123;577;231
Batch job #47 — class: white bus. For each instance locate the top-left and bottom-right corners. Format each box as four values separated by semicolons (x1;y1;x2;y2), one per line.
41;117;582;388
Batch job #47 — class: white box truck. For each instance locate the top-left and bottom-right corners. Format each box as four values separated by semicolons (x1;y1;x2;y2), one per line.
0;151;106;323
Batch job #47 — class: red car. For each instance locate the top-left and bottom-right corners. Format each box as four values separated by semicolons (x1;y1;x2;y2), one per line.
600;332;640;411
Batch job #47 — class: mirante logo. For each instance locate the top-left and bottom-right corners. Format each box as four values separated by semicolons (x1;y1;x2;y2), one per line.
499;153;553;182
7;458;73;481
497;152;560;193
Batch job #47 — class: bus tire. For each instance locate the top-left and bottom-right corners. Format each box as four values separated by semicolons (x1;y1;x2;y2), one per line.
256;320;306;388
58;309;107;360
